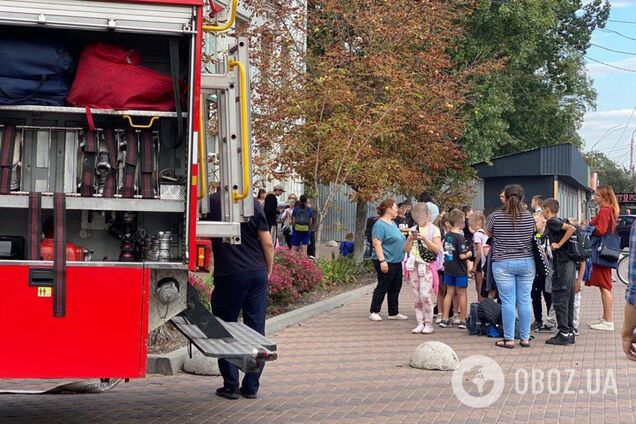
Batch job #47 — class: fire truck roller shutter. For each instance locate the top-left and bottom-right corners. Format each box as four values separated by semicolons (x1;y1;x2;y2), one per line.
0;0;195;35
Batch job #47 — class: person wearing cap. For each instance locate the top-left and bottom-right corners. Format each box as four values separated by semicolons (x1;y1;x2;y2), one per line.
264;184;285;241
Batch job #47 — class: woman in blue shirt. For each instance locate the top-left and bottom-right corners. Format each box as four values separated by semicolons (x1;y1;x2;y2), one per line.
370;198;407;321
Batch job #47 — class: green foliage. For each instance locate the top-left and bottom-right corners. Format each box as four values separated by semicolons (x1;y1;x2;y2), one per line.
318;254;358;287
457;0;610;163
584;151;633;192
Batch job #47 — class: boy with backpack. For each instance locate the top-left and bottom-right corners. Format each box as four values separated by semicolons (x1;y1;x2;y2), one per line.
542;198;577;345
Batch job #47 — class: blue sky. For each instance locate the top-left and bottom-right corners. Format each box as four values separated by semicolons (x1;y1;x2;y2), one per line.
580;0;636;167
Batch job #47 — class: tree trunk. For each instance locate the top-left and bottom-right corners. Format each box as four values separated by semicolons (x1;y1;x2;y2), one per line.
353;198;368;266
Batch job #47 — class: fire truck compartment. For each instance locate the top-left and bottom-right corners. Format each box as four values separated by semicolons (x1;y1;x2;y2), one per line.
0;263;150;378
0;24;193;265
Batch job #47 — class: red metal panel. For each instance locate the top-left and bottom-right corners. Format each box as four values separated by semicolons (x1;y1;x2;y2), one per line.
0;265;149;379
189;8;204;271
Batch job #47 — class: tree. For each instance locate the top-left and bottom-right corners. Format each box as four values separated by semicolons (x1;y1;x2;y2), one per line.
584;151;632;193
245;0;489;261
456;0;610;164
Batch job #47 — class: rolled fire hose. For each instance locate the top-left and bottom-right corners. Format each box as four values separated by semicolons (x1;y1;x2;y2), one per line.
0;379;122;395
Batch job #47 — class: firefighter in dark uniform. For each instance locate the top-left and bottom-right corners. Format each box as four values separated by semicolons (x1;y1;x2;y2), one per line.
204;192;274;399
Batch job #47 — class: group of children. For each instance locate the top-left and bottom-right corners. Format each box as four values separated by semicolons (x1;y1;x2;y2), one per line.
402;196;586;346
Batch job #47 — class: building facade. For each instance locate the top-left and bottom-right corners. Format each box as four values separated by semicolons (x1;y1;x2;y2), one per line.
472;144;592;220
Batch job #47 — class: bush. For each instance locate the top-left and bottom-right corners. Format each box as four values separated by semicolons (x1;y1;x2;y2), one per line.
188;272;213;310
319;255;358;287
268;248;323;311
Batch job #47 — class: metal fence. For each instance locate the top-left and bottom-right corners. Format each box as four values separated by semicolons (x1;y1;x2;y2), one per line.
317;184;407;242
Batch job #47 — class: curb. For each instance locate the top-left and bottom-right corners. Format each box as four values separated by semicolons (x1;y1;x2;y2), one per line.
147;282;375;375
265;282;375;335
147;347;187;376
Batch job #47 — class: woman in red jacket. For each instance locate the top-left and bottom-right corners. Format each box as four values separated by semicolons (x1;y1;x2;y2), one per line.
588;185;620;331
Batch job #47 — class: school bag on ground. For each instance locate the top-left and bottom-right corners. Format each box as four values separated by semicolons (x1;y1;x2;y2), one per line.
294;208;311;232
477;298;502;325
466;302;488;336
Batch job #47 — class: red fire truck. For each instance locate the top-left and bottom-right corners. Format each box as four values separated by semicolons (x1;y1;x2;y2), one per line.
0;0;276;388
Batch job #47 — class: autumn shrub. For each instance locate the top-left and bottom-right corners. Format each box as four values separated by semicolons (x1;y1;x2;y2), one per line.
188;272;213;310
268;248;323;311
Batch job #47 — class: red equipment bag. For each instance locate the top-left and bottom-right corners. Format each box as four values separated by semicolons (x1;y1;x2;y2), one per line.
67;43;175;111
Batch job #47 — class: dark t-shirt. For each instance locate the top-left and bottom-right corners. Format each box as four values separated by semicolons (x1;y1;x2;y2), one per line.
204;193;269;278
443;231;469;277
365;216;378;245
546;217;569;260
463;218;473;251
394;216;407;227
263;193;278;227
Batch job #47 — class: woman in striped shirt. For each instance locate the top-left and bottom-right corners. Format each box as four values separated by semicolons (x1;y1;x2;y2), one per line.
486;184;536;348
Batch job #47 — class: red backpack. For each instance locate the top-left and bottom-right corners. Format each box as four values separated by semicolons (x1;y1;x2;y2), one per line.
67;43;175;111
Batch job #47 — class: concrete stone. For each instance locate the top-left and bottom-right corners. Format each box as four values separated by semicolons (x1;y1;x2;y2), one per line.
326;240;338;247
409;341;459;371
147;347;187;376
183;348;221;376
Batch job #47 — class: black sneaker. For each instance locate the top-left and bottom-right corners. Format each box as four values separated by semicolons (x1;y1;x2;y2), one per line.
546;333;571;346
216;387;239;400
457;321;467;330
439;320;452;328
535;324;554;333
239;388;257;399
531;321;542;331
568;333;576;344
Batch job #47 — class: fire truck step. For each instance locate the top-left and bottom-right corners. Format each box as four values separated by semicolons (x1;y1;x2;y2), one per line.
218;322;276;351
170;285;277;371
171;316;276;358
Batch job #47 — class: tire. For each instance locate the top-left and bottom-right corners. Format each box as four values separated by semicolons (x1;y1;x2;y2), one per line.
617;254;629;286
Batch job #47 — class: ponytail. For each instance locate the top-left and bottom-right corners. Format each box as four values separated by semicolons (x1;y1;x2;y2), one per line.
501;184;525;223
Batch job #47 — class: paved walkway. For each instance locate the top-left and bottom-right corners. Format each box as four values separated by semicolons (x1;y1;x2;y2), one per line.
2;281;635;424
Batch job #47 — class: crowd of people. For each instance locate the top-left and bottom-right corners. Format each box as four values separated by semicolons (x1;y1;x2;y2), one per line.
368;184;625;349
261;184;319;257
206;181;636;400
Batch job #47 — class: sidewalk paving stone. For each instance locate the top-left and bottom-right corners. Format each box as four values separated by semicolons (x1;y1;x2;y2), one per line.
1;282;635;423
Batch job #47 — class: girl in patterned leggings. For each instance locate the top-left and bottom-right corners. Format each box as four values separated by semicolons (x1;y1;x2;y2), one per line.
404;203;442;334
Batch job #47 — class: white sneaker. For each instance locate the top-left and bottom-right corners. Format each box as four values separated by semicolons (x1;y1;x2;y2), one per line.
412;324;425;334
421;324;434;334
588;318;604;326
589;320;614;331
452;318;462;325
388;313;408;320
435;317;442;324
369;313;382;321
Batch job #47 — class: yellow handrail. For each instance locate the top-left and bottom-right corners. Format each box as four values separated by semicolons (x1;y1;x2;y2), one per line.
202;0;238;32
198;102;208;200
122;115;159;129
229;59;250;203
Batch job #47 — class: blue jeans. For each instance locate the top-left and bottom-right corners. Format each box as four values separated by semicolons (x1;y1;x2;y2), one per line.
491;258;535;341
211;270;268;395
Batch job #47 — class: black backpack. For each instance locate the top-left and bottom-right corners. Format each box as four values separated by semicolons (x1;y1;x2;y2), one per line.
477;298;502;325
566;225;592;262
466;302;488;336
